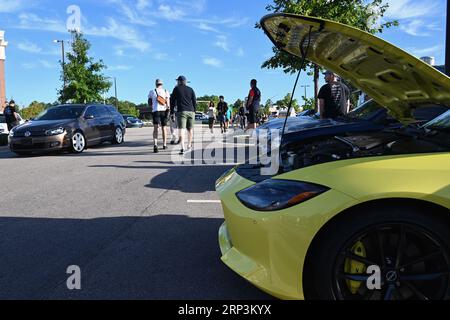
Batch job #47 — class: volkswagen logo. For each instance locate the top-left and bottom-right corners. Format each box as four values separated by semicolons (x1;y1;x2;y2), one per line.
386;271;398;282
24;131;32;138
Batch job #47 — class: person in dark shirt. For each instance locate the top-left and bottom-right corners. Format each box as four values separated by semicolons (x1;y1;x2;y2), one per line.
318;71;350;119
246;79;261;130
170;76;197;154
4;100;20;131
217;96;228;134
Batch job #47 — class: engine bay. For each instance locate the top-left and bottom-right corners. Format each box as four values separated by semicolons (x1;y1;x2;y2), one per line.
280;128;450;173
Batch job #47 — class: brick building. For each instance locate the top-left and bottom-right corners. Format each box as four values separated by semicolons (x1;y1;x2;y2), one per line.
0;31;7;112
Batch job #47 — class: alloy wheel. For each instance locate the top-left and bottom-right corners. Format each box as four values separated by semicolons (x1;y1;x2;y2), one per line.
333;223;450;300
72;132;86;153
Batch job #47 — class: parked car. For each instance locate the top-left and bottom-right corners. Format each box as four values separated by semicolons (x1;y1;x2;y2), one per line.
122;115;144;128
255;99;448;157
217;14;450;301
9;104;126;155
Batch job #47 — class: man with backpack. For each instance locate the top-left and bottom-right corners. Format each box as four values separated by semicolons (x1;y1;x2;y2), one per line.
148;79;171;153
318;71;350;120
217;96;228;134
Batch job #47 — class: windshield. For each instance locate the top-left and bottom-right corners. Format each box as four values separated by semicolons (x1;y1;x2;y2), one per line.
36;105;86;120
424;110;450;130
347;100;383;120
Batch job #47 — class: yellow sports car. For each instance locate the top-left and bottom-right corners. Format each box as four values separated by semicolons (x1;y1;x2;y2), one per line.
217;14;450;300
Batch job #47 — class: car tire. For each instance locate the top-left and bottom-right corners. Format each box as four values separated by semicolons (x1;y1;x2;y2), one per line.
71;131;86;154
304;204;450;301
112;127;124;145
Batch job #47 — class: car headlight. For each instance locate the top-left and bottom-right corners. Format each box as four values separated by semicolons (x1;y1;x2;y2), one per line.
9;130;15;137
46;128;65;136
236;180;329;212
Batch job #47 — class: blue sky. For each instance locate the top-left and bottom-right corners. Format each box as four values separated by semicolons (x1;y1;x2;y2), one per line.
0;0;447;107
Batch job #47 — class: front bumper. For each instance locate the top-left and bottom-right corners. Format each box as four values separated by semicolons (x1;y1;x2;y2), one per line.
9;134;70;153
217;168;356;300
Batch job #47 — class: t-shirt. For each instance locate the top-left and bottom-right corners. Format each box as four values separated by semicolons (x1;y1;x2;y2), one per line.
4;106;17;124
248;87;261;111
207;107;216;119
170;85;197;113
318;82;350;119
148;87;170;112
217;102;228;116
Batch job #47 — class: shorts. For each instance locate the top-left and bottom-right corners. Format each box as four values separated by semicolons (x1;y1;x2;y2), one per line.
177;111;195;130
153;111;169;127
247;108;257;124
208;118;215;129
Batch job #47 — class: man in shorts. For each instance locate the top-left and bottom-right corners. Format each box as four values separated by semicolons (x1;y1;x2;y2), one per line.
170;76;197;154
148;79;171;153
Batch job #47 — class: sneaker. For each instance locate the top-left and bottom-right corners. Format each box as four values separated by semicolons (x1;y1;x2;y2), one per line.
163;146;167;150
179;149;185;155
154;145;159;153
170;140;175;145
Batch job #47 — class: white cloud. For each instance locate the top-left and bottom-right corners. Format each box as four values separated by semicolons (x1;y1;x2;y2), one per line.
236;47;245;57
137;0;151;10
17;41;42;54
39;60;56;69
21;60;56;69
0;0;23;13
109;65;133;71
202;56;223;68
400;19;430;36
153;53;170;61
408;45;443;58
384;0;440;20
157;4;186;21
198;23;219;33
214;35;230;52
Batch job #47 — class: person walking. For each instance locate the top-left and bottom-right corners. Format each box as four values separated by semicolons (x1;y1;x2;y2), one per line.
207;101;216;134
169;111;179;145
246;79;261;131
217;96;228;134
239;103;246;130
4;100;20;131
148;79;171;153
170;76;197;155
318;71;350;120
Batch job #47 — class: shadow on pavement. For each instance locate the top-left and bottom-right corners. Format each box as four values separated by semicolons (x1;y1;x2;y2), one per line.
90;164;233;193
0;215;272;300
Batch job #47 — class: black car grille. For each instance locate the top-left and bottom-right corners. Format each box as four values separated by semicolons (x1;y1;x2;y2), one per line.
14;130;47;137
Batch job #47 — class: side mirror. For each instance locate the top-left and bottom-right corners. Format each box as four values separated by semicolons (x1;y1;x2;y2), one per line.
84;114;95;120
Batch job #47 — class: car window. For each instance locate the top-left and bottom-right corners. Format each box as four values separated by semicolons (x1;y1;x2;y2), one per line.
347;100;383;120
36;106;86;120
85;106;102;118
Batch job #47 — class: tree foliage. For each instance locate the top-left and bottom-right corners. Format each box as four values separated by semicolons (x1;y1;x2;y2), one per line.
58;32;111;104
19;101;48;120
276;93;300;112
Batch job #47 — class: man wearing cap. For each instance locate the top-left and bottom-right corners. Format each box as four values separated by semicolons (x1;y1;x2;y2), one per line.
170;76;197;155
318;71;350;120
148;79;171;153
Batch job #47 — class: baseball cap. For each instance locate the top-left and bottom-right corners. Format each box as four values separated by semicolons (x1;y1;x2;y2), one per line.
323;70;336;76
156;79;164;85
176;75;187;82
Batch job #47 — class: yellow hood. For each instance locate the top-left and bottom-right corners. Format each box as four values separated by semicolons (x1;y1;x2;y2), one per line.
260;14;450;123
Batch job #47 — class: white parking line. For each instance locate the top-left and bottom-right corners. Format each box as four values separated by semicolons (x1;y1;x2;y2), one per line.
187;200;221;204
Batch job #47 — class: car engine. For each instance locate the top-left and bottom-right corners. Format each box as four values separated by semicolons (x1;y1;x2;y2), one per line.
280;129;450;173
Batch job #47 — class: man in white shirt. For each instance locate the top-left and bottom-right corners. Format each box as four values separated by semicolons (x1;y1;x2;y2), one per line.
148;79;171;153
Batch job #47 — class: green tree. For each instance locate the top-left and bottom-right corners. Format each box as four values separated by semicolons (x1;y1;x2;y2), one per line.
258;0;398;110
233;99;244;112
59;31;111;104
276;93;300;112
197;95;220;113
19;101;47;120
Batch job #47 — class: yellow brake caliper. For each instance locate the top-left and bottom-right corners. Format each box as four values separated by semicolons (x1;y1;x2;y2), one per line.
344;241;367;294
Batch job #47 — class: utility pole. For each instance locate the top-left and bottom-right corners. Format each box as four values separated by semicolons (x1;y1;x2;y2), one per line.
301;85;310;101
54;40;66;101
446;0;450;76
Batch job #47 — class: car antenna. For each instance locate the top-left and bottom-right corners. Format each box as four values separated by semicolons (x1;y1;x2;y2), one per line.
281;26;314;139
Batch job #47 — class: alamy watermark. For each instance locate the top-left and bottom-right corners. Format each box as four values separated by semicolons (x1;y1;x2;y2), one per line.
66;5;82;32
66;265;81;290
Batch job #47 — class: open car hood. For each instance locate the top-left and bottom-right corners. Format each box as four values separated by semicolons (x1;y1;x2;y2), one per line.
260;14;450;123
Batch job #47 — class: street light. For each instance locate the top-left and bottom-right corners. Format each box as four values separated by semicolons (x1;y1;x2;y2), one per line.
53;40;66;99
300;85;310;101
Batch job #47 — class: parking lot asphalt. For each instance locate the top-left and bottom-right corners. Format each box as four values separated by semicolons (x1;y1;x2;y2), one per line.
0;126;272;300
